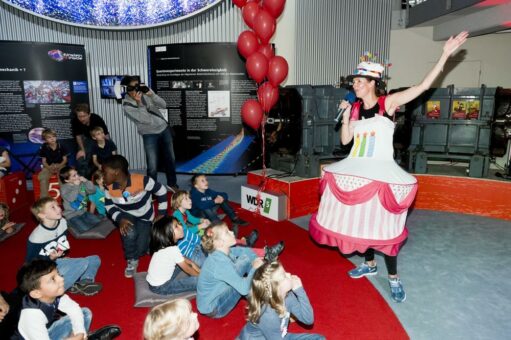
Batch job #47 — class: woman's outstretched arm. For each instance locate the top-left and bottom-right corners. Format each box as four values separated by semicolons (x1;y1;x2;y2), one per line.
385;31;469;113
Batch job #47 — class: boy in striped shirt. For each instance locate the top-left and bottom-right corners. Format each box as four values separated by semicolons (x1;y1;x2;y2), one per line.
102;155;168;278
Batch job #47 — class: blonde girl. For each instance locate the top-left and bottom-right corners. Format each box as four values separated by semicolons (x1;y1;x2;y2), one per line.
196;222;284;318
239;261;325;339
143;299;199;340
172;190;210;236
196;222;264;318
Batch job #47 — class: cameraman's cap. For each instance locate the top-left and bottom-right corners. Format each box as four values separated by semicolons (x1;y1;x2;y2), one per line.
346;61;384;82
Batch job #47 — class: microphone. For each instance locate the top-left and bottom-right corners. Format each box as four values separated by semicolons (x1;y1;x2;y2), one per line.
334;92;356;132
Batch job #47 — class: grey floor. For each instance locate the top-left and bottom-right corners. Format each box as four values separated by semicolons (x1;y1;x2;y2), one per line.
171;173;511;340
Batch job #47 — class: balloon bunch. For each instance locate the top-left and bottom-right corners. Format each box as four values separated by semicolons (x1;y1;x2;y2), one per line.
235;0;288;130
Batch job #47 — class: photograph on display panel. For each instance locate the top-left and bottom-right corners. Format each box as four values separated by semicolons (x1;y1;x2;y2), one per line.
426;100;441;119
452;100;467;120
148;43;263;175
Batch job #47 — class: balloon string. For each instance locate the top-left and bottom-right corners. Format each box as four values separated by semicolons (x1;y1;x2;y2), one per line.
255;85;278;216
256;111;268;216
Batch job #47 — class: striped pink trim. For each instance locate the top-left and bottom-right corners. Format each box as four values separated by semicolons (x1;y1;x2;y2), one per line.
309;213;408;256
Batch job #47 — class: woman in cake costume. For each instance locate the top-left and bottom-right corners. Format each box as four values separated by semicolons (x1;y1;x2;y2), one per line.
309;32;468;302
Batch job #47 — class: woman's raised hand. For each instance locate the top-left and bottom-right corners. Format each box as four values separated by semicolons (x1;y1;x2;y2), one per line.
443;31;469;56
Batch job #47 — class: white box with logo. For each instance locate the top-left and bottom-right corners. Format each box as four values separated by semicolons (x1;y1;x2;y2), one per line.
241;184;288;222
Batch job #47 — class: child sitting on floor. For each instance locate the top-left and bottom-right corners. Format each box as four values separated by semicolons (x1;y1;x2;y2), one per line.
146;217;200;296
0;202;25;242
27;197;102;296
172;217;207;268
190;174;249;226
173;191;259;266
239;261;325;339
0;202;14;233
196;222;284;318
60;166;102;233
16;259;121;340
0;202;14;237
143;299;199;340
88;170;107;218
172;190;210;236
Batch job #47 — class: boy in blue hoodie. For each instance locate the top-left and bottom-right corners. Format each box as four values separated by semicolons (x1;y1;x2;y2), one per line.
190;174;248;227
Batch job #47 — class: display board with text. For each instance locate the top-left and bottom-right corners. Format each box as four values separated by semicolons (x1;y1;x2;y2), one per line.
148;43;262;175
0;41;88;173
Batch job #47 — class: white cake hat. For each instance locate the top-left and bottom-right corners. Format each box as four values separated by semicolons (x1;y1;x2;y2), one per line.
347;61;385;82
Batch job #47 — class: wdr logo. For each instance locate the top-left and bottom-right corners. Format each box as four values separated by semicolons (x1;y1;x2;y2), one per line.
245;195;272;214
263;198;272;214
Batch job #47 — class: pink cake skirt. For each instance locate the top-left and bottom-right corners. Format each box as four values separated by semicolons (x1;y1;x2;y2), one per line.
309;171;417;256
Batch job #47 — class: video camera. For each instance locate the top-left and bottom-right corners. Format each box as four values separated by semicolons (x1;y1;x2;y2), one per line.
125;83;150;93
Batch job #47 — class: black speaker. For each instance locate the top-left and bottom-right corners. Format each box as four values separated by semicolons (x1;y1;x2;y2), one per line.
264;88;302;155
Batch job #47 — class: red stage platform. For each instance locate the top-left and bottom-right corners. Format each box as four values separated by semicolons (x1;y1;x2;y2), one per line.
0;172;29;213
247;170;511;222
247;169;320;219
413;174;511;221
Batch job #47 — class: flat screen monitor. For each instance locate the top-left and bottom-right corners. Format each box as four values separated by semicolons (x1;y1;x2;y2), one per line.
99;75;139;99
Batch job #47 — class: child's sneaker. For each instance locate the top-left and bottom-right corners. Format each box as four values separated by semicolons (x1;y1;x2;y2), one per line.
68;279;102;296
232;217;249;226
388;277;406;302
264;241;285;262
348;262;378;279
124;259;139;278
245;229;259;247
88;324;122;340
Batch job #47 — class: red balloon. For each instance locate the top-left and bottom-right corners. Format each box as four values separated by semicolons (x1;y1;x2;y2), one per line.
268;56;288;87
246;52;268;83
241;99;264;130
262;0;286;18
233;0;247;8
237;30;260;59
253;9;276;45
242;2;260;29
258;44;274;61
257;82;279;112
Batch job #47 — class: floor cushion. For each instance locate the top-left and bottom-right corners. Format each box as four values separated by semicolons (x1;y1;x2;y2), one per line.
68;218;115;239
0;223;25;243
133;271;196;308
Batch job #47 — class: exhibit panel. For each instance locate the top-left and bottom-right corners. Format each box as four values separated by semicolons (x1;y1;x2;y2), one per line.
148;42;262;174
0;41;88;173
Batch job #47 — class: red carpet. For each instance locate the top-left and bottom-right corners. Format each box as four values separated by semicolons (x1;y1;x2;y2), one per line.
0;204;408;340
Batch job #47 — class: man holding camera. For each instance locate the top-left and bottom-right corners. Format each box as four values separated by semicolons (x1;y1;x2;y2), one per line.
121;75;177;191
